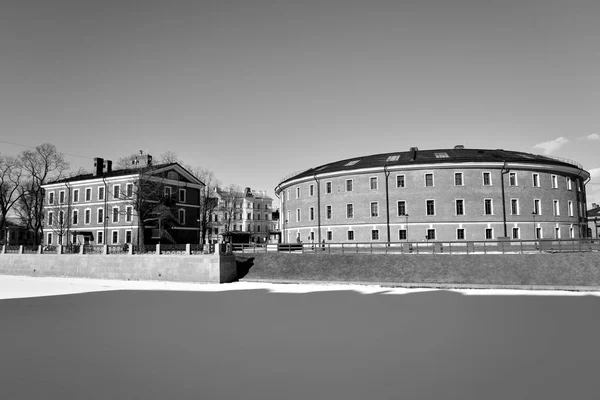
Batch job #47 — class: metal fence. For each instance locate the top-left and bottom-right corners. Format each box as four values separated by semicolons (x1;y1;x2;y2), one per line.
232;239;600;255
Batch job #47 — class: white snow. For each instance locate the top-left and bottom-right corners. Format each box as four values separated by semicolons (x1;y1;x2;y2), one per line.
0;275;598;299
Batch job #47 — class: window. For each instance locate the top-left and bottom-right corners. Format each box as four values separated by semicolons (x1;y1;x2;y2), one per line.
73;189;79;203
296;208;301;222
326;182;332;194
455;199;464;215
457;229;465;240
555;227;561;239
569;227;574;239
72;210;78;225
179;189;186;203
568;201;573;217
98;186;105;201
326;231;332;241
483;172;491;186
399;229;407;240
309;207;315;221
296;187;300;198
485;228;493;240
553;200;560;216
534;199;541;215
370;202;379;217
286;190;290;201
59;190;65;204
426;200;435;216
454;173;463;186
532;173;540;187
58;211;64;225
397;201;406;216
287;210;290;224
396;175;405;188
426;229;436;240
257;214;261;220
164;186;171;199
484;199;493;215
97;208;104;224
551;175;558;189
346;179;353;192
97;231;103;245
371;230;380;240
511;199;519;215
536;227;542;239
48;192;55;205
512;227;520;239
48;211;53;225
347;230;355;241
178;209;185;225
425;173;434;187
112;207;119;223
309;184;314;196
126;183;133;198
326;205;332;220
126;230;132;244
85;209;91;224
47;233;53;246
509;172;517;186
566;177;572;191
112;230;118;244
85;188;92;201
370;177;378;190
346;204;354;218
126;206;133;222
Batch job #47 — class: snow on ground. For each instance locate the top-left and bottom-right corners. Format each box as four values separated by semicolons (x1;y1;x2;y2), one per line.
0;274;598;299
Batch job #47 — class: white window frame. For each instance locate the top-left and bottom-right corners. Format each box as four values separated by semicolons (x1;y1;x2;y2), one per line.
126;206;133;222
59;190;65;204
309;206;315;221
396;174;406;188
455;199;464;216
510;198;519;215
126;183;134;198
551;175;558;189
553;200;560;216
73;189;79;203
347;230;355;241
555;227;561;239
296;187;300;199
85;188;92;202
456;228;465;240
72;209;78;225
98;186;105;201
509;172;517;186
112;206;119;223
179;188;186;203
426;199;435;216
346;203;354;219
286;190;290;201
532;173;540;187
370;202;379;217
84;208;91;225
371;229;380;241
534;199;541;215
97;207;104;224
369;176;378;190
397;200;407;216
345;179;353;192
454;172;463;186
566;177;572;191
568;201;573;217
512;227;520;239
426;228;436;240
125;230;132;244
326;231;332;241
424;173;434;187
48;192;55;205
325;181;332;194
485;228;493;240
47;232;53;246
48;211;54;226
296;208;301;222
179;209;185;225
97;230;104;245
482;172;492;186
326;205;332;220
309;184;314;196
484;199;493;215
398;229;407;240
111;230;119;244
164;186;171;199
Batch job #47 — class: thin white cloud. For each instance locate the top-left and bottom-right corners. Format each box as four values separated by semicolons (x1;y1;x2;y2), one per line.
585;133;600;141
533;137;569;155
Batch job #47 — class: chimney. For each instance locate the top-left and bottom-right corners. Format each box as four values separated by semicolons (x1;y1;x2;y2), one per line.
245;187;253;197
409;147;418;161
103;160;112;174
454;145;465;150
593;203;599;209
93;157;104;176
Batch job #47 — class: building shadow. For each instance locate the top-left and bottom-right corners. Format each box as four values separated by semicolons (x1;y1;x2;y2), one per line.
235;256;255;280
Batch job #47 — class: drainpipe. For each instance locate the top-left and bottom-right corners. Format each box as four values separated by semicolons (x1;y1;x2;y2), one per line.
500;162;510;238
384;165;391;246
313;174;321;244
102;177;108;244
274;189;282;243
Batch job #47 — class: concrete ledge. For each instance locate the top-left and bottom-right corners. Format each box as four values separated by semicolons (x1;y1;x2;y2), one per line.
0;254;238;283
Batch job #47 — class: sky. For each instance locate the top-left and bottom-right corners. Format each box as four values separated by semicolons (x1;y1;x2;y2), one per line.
1;0;599;202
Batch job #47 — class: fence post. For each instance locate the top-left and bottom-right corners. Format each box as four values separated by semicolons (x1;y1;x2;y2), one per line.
186;243;191;255
19;245;23;254
1;245;5;254
57;245;63;255
38;245;42;254
128;243;133;255
79;244;85;255
156;243;161;255
103;245;108;255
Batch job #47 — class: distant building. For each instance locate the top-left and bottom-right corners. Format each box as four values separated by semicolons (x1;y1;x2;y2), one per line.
587;203;600;239
41;155;205;246
275;147;590;243
0;217;37;246
208;187;275;244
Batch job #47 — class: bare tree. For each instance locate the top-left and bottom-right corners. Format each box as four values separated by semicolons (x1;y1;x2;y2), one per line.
46;202;71;245
187;166;220;245
219;185;244;235
14;144;69;245
0;154;23;235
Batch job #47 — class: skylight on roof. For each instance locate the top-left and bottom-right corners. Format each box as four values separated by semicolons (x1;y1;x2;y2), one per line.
386;155;400;162
345;160;360;166
434;152;449;158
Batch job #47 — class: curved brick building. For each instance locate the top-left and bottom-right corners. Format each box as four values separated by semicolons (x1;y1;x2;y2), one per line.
275;146;590;244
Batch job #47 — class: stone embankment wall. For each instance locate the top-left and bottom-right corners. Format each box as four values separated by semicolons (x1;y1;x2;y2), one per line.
0;254;238;283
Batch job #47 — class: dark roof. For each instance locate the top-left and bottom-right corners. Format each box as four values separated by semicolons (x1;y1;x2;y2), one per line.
47;162;179;184
278;147;585;187
588;207;600;218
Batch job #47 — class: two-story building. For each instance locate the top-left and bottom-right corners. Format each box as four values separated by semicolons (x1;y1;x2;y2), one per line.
41;156;205;247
